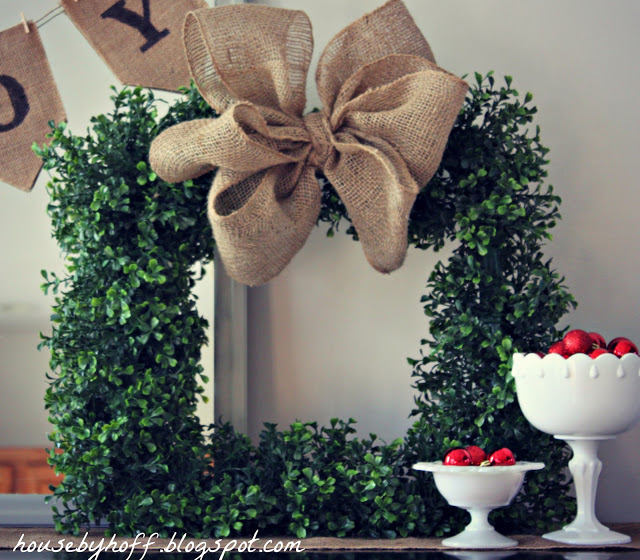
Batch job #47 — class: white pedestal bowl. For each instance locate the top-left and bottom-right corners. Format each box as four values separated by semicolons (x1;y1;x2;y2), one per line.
413;461;544;548
512;352;640;545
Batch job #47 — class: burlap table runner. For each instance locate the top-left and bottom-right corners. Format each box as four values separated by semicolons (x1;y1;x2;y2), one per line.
2;525;639;552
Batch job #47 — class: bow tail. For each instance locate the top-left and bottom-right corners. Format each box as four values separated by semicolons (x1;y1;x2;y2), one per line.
324;136;419;274
209;164;322;286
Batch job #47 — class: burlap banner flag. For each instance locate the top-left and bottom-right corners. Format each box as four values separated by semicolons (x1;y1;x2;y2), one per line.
61;0;207;92
0;22;66;192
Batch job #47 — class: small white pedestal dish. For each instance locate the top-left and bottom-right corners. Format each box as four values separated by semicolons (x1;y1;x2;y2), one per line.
512;352;640;546
413;461;544;549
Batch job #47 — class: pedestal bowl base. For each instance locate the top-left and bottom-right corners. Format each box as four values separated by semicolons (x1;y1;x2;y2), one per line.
443;526;517;549
543;523;631;546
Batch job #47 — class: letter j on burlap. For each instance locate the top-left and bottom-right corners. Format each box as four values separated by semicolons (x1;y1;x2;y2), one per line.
0;22;66;192
149;0;469;286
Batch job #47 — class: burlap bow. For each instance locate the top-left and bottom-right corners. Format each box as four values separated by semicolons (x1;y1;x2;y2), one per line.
149;0;468;286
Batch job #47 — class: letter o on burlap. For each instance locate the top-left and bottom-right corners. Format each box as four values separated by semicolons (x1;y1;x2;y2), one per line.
149;0;468;286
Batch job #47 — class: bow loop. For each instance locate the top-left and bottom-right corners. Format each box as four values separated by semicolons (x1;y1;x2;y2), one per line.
315;0;435;114
184;5;313;115
149;0;468;286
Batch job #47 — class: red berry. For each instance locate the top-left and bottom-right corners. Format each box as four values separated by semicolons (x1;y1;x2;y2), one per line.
465;445;487;466
589;332;606;349
563;329;594;355
548;341;565;355
590;348;609;358
489;448;516;466
534;351;545;358
608;338;638;357
443;448;472;466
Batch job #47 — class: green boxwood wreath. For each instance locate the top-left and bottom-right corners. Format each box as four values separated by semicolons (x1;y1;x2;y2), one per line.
37;72;577;538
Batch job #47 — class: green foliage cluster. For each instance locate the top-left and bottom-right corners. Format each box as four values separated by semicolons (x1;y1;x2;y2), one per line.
38;74;576;538
405;72;577;534
206;420;426;539
37;86;218;534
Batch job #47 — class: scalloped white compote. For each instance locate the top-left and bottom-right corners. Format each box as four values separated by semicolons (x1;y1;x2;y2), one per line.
512;352;640;545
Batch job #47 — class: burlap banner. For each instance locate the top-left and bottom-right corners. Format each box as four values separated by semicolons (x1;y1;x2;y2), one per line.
60;0;207;92
0;22;66;192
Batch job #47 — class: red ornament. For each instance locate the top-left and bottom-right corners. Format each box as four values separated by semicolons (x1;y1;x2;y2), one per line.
608;336;626;347
563;329;594;355
548;341;565;355
589;332;607;349
465;445;487;466
443;448;472;466
489;448;516;466
589;348;609;358
608;337;639;357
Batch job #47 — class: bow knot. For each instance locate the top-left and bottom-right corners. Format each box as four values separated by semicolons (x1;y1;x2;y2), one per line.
303;112;334;169
149;0;468;286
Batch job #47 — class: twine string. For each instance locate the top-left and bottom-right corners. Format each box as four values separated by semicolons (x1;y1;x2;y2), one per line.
35;5;65;25
16;4;67;31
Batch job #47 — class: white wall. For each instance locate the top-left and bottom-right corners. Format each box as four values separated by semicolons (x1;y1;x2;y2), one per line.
0;0;214;448
246;0;640;522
